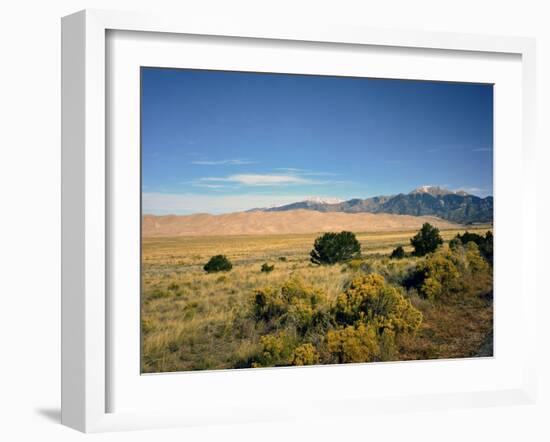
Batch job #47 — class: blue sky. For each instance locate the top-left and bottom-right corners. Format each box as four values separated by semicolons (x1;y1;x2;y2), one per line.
141;68;493;215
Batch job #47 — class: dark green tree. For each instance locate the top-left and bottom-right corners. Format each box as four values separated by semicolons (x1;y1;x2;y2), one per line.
390;245;405;259
480;231;493;264
203;254;233;273
310;231;361;265
456;231;485;245
261;263;275;273
410;223;443;256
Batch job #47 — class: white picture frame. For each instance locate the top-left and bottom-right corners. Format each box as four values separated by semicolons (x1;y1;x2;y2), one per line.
61;9;537;433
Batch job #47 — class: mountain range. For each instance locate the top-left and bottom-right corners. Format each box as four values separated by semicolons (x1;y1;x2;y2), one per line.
253;186;493;224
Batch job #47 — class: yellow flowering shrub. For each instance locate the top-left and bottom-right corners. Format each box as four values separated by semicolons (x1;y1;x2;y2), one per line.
334;274;422;334
465;242;491;275
411;243;491;301
416;249;461;301
291;343;320;366
249;272;428;367
280;278;326;306
327;324;380;363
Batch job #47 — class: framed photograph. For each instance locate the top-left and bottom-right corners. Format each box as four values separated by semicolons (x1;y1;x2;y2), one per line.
61;9;537;432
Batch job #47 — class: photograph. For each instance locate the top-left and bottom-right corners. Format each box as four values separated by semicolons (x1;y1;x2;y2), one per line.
140;67;494;373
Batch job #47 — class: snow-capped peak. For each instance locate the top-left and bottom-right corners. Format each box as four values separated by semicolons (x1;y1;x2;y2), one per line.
410;186;471;196
304;196;344;204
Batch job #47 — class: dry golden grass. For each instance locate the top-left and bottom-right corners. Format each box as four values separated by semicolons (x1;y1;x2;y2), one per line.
141;226;492;373
399;291;493;360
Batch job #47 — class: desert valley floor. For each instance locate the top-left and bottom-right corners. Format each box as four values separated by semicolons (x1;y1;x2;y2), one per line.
141;210;493;373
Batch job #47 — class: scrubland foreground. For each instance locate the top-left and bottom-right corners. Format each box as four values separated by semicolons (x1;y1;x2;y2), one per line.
141;227;493;373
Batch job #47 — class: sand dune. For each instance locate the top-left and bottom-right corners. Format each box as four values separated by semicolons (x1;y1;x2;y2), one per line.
142;209;459;237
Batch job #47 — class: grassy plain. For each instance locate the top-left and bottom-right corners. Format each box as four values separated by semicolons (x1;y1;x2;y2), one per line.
141;226;493;373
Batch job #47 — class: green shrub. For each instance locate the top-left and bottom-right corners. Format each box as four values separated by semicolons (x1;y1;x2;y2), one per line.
291;343;320;366
203;254;232;273
402;268;425;291
410;223;443;256
480;231;493;264
455;231;485;245
278;256;287;262
261;262;275;273
310;231;361;265
390;246;405;259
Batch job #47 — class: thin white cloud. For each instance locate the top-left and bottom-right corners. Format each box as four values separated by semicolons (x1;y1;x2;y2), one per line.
191;183;228;189
199;173;319;186
275;167;307;172
274;168;338;177
426;145;493;153
191;159;256;165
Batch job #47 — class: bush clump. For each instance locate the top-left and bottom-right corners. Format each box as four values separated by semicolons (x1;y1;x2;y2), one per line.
251;287;286;323
405;242;492;301
247;274;423;368
251;333;295;368
390;246;405;259
291;343;320;366
327;324;380;363
417;249;461;301
261;263;275;273
333;274;422;334
251;278;328;334
323;274;422;364
410;223;443;256
203;254;232;273
310;231;361;265
451;230;493;264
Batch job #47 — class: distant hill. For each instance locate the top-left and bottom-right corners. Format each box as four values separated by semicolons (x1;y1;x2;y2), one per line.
142;210;459;237
255;186;493;224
